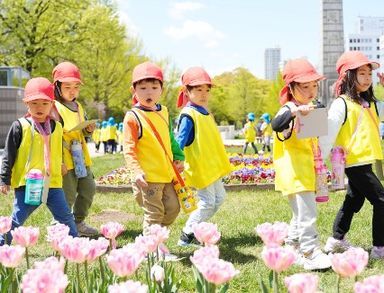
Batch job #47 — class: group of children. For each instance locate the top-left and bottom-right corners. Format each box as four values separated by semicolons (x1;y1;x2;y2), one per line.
272;51;384;270
0;61;99;245
1;50;384;272
93;118;124;154
243;112;272;154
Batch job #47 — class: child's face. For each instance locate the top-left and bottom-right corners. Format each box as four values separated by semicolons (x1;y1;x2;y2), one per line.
60;82;81;102
132;79;163;109
355;64;372;93
26;99;53;122
291;81;319;105
187;84;211;108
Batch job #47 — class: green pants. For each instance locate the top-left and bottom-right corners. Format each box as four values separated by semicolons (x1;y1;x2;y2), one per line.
63;167;96;223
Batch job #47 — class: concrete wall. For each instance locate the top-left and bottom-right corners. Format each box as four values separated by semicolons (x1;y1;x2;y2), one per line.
0;87;25;147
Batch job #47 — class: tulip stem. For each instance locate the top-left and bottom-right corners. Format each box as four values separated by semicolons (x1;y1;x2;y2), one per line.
84;261;89;291
25;247;30;269
336;275;341;293
99;257;105;283
76;263;81;293
273;271;279;293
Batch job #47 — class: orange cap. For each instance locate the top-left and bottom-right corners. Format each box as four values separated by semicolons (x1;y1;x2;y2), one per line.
334;51;380;96
23;77;54;102
132;62;163;84
279;58;325;105
52;61;82;83
177;67;212;108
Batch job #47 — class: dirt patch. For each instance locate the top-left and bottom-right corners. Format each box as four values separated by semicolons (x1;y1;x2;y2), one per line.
90;210;137;223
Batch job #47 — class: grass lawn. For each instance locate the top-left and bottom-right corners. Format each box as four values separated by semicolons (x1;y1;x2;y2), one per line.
1;153;383;292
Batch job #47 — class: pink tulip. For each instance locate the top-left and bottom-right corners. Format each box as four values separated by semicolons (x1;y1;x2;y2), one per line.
330;247;369;278
0;216;12;234
100;222;124;239
261;246;296;273
0;244;25;268
190;245;220;272
11;226;39;247
193;222;221;246
151;264;165;282
198;258;239;286
255;222;289;247
86;237;109;263
135;234;158;254
354;275;384;293
284;273;319;293
147;224;169;246
108;280;148;293
47;223;70;252
58;236;91;263
107;244;145;277
21;257;68;293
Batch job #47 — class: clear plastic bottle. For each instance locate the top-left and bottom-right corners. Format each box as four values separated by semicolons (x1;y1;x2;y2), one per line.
330;147;346;190
71;140;87;178
25;169;44;205
314;155;329;203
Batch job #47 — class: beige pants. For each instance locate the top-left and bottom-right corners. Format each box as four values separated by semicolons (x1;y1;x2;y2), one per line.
133;182;180;235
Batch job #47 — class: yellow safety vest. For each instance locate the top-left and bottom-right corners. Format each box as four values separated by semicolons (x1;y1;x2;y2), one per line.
11;118;63;188
244;121;256;142
180;107;232;189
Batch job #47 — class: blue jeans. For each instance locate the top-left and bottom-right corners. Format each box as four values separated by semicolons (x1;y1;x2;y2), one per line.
0;187;78;245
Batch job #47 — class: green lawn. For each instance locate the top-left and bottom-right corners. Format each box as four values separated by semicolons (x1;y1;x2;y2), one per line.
1;154;383;292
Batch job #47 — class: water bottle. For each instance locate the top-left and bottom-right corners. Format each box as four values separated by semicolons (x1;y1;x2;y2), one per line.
314;154;329;203
330;147;346;190
25;169;44;205
71;140;87;178
173;178;197;214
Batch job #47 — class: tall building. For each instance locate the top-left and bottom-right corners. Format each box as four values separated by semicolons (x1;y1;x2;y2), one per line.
346;17;384;84
264;47;281;81
320;0;344;106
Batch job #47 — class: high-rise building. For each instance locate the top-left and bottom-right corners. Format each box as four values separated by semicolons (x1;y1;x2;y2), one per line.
264;47;281;81
320;0;344;106
346;16;384;84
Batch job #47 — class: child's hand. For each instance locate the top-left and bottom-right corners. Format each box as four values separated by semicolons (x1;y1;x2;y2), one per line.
135;173;148;188
61;163;68;176
378;72;384;86
173;160;184;173
85;123;96;133
0;185;10;195
296;104;314;116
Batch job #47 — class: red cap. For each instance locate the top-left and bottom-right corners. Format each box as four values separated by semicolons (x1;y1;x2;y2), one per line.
132;62;163;84
23;77;54;102
334;51;380;95
52;61;82;83
279;58;325;105
177;67;212;108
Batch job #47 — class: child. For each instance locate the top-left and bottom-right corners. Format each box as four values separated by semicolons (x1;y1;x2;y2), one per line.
320;51;384;259
271;58;331;270
175;67;232;246
51;61;98;237
260;113;272;153
0;77;77;245
106;116;117;154
123;61;184;235
92;122;101;153
100;120;108;154
117;122;124;152
242;113;258;154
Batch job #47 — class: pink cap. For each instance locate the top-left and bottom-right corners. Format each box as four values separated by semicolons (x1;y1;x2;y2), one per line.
52;62;82;83
132;62;163;84
23;78;54;102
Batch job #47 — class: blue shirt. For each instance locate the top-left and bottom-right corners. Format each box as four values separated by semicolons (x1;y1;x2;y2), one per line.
176;102;209;150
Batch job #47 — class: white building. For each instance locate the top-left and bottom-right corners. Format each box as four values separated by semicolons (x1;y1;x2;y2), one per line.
264;47;281;81
346;16;384;84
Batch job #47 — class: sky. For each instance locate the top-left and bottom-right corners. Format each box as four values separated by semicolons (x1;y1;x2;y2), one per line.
116;0;382;79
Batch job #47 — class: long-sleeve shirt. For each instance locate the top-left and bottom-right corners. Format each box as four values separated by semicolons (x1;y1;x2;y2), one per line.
176;103;209;150
123;104;184;177
0;119;57;185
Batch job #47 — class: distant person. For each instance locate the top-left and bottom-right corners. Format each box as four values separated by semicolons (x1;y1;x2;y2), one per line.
106;116;117;154
175;67;232;246
260;113;272;153
271;58;331;270
51;61;98;237
0;77;77;245
320;51;384;259
123;62;184;236
100;120;108;154
242;112;258;154
92;121;101;153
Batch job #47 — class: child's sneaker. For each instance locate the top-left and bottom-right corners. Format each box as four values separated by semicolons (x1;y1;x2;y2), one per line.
370;246;384;259
76;221;98;237
324;236;352;253
302;249;331;271
177;232;201;247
